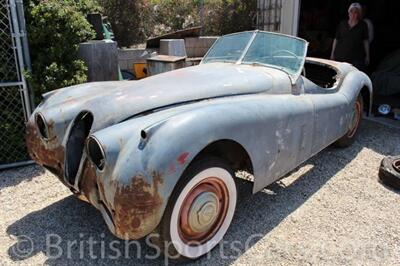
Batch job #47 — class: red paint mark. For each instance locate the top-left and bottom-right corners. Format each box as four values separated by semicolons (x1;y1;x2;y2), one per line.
177;152;189;165
168;164;176;175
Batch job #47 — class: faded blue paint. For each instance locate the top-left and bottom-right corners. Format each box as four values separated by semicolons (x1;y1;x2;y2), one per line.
26;33;372;240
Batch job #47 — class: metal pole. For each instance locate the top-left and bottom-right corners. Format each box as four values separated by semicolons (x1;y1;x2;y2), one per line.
15;0;34;110
200;0;204;35
256;0;261;30
0;160;34;170
15;0;31;71
9;0;32;119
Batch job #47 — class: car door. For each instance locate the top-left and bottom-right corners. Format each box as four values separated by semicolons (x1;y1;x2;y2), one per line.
306;90;350;155
253;93;315;192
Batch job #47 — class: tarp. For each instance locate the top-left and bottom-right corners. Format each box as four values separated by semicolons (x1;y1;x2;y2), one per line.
372;49;400;96
146;26;201;49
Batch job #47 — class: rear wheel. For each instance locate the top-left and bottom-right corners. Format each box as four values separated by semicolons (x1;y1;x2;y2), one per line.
152;157;237;260
335;95;363;148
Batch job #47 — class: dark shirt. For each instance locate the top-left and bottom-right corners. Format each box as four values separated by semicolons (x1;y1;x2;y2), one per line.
334;20;369;64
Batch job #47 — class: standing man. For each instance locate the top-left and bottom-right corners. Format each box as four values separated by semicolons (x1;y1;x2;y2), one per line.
330;3;370;70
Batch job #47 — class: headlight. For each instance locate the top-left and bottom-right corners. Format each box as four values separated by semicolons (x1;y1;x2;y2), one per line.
35;112;49;140
86;136;106;171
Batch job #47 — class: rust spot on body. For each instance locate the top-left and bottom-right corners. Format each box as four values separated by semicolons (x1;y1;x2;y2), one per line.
79;160;99;205
63;96;77;105
26;121;65;179
113;172;164;238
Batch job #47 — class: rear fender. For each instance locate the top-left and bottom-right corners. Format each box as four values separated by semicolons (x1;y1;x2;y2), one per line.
339;70;373;115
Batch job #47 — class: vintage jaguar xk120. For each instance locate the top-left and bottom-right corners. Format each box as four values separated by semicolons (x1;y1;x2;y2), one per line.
26;31;372;259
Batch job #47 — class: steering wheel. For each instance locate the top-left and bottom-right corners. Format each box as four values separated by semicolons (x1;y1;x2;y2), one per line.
272;50;300;61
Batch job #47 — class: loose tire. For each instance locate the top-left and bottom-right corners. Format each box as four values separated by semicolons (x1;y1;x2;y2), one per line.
152;157;237;260
335;94;363;148
379;156;400;190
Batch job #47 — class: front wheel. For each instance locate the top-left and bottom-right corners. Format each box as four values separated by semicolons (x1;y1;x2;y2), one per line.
152;157;237;260
334;94;363;148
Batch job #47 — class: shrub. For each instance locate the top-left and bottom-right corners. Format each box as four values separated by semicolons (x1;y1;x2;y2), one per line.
99;0;143;47
25;0;100;103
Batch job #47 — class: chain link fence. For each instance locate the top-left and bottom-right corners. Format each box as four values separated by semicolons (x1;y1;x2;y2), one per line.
0;87;29;165
0;0;32;168
0;0;18;81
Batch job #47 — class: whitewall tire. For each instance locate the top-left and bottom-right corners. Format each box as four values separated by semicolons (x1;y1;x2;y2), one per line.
152;157;237;260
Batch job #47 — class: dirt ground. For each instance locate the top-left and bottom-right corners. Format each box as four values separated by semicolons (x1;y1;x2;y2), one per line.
0;119;399;265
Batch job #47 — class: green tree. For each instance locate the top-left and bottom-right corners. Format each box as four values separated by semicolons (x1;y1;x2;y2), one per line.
25;0;100;103
97;0;256;47
202;0;256;36
99;0;143;47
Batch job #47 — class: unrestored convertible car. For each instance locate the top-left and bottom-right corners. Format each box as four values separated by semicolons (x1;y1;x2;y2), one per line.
26;31;372;259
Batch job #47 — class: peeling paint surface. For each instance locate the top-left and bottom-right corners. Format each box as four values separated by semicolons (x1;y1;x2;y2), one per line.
25;122;65;180
113;173;163;239
25;32;372;241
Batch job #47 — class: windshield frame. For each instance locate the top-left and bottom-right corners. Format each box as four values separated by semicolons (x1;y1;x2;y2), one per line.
201;30;309;84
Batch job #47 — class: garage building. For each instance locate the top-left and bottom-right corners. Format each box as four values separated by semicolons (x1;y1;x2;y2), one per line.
257;0;400;112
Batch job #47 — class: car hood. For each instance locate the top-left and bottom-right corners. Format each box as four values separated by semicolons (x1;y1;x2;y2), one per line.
40;63;290;123
26;62;290;190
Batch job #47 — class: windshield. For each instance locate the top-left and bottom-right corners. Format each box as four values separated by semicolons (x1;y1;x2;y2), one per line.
201;32;254;63
202;31;308;82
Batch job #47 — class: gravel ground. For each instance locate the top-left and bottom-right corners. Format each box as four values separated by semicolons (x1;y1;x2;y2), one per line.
1;119;399;265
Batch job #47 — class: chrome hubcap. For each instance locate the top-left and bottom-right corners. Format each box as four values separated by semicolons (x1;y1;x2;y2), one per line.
179;177;229;244
188;192;219;233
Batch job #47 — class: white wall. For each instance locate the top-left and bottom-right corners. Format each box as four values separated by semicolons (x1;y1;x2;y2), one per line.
257;0;301;36
280;0;301;36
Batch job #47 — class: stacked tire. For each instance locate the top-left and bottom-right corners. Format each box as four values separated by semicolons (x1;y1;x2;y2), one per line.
379;156;400;190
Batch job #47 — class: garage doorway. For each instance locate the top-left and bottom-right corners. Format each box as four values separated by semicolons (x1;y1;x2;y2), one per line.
299;0;400;68
298;0;400;113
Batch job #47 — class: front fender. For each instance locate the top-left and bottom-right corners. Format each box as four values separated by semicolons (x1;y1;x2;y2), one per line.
95;100;262;239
